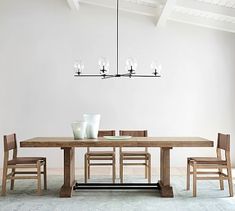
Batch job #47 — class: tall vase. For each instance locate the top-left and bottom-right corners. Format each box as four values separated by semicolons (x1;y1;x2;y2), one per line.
71;121;87;140
83;114;101;139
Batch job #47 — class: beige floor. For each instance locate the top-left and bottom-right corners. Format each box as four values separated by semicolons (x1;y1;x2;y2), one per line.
1;174;235;211
1;167;235;211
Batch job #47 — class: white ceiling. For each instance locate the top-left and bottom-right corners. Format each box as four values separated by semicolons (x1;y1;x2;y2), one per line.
67;0;235;33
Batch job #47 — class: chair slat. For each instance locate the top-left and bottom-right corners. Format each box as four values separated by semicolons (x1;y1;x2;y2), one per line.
119;130;147;137
217;133;230;151
98;130;115;137
4;134;17;151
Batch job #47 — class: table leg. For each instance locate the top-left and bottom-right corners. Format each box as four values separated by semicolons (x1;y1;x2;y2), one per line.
158;147;173;197
59;147;75;198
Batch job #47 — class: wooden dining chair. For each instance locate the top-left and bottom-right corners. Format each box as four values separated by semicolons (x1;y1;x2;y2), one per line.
119;130;151;183
1;134;47;196
186;133;233;197
84;130;116;183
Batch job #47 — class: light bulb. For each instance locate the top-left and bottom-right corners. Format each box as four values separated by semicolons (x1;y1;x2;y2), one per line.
74;60;84;75
125;57;137;73
98;57;109;74
151;60;161;75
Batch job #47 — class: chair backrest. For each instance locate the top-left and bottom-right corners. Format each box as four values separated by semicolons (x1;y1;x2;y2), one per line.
216;133;231;162
3;134;18;162
3;134;17;152
119;130;148;137
87;130;116;152
119;130;148;152
217;133;230;151
98;130;116;137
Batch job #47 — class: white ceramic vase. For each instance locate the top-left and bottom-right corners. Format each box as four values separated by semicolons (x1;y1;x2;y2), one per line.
83;114;101;139
71;121;87;140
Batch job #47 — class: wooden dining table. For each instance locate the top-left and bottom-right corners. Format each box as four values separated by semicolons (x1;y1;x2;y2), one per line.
20;137;213;198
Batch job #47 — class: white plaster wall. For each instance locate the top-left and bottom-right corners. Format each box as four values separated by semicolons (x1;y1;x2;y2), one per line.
0;0;235;168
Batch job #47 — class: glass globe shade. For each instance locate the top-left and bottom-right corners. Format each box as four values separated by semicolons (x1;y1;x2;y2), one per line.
74;60;84;74
98;57;110;72
125;58;137;71
151;61;162;74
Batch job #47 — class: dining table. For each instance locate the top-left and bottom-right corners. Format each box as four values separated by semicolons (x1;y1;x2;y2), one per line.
20;137;213;198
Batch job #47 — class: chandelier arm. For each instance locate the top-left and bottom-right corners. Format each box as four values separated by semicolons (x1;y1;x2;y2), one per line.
74;74;160;78
102;75;117;79
119;73;134;76
130;75;161;77
74;74;107;77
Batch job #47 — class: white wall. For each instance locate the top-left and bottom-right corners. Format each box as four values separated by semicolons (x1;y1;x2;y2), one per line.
0;0;235;168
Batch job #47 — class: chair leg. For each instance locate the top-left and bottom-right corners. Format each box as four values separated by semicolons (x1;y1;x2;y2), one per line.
88;158;90;179
193;162;197;197
227;167;234;197
120;155;123;183
37;161;42;195
186;159;190;190
218;167;224;190
119;152;121;179
112;155;116;184
10;168;15;190
1;166;8;196
43;160;47;190
145;157;148;179
148;157;151;183
84;154;88;183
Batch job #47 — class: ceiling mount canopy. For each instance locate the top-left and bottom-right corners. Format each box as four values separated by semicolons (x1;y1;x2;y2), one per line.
74;0;162;79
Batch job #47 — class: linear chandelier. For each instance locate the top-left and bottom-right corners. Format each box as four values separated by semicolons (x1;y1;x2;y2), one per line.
74;0;161;79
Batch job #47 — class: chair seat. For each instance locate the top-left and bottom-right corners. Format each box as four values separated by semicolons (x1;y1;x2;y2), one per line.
86;151;115;156
188;157;227;165
121;151;150;157
7;157;46;165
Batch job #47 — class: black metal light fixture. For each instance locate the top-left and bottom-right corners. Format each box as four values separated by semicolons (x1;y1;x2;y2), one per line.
74;0;161;79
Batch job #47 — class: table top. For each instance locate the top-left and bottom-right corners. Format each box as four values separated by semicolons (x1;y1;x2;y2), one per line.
20;137;214;148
